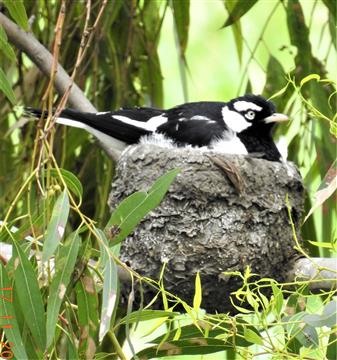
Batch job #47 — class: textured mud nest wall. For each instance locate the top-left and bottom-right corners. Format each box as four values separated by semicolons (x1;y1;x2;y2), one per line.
108;144;304;313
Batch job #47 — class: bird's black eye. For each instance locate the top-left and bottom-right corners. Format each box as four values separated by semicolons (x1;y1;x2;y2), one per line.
245;110;255;120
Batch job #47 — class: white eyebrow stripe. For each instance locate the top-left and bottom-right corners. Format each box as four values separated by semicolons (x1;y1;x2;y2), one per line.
112;114;167;131
233;101;262;112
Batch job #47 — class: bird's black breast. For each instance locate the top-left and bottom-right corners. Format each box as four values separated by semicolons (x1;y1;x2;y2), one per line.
238;130;281;161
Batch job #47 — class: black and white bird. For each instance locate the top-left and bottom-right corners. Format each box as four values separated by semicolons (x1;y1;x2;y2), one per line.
26;94;288;161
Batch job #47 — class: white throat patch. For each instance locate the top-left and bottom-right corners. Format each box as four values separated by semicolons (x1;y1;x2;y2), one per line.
233;101;262;112
221;106;251;132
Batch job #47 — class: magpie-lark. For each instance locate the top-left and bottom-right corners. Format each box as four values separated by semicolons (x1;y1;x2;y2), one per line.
25;94;288;161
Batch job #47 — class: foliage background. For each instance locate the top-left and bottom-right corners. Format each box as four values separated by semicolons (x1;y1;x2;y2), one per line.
0;0;336;359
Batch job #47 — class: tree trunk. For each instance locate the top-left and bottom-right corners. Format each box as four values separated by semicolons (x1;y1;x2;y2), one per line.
108;144;304;312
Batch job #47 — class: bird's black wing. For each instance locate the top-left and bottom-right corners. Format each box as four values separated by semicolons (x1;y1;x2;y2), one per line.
157;101;228;147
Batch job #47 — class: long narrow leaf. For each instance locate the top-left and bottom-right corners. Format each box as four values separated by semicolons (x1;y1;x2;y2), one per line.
111;168;180;245
46;231;80;347
0;264;28;359
223;0;258;27
49;168;83;201
3;0;29;30
75;270;99;356
12;239;46;350
0;25;16;61
42;189;70;261
0;67;16;105
99;254;118;341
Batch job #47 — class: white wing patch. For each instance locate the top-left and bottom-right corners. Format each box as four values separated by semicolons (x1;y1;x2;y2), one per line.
221;106;251;132
190;115;211;121
113;114;167;131
233;101;262;112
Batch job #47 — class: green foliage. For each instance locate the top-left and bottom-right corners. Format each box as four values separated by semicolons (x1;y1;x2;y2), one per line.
0;0;336;359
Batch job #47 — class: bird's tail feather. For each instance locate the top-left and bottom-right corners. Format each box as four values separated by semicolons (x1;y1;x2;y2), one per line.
24;107;150;144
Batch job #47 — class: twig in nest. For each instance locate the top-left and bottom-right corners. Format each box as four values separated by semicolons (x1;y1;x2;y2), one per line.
207;155;245;195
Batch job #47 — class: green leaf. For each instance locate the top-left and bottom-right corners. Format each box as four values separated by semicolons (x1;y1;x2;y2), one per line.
223;0;243;63
96;229;119;342
322;301;337;327
286;0;312;76
110;169;180;245
107;191;146;229
135;337;234;358
119;310;179;325
49;168;83;201
171;0;190;54
271;282;284;317
263;56;292;111
295;324;319;348
326;328;337;360
151;319;259;348
0;264;28;359
0;67;16;105
303;301;337;329
244;327;263;345
42;189;70;261
0;25;16;61
46;231;80;347
12;239;46;350
193;272;202;312
3;0;29;31
75;271;100;355
222;0;258;27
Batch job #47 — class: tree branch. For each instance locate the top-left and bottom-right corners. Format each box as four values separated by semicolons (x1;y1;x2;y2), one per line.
0;12;124;160
287;257;337;290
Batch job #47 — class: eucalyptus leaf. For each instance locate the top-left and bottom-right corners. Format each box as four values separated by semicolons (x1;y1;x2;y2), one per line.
0;264;28;359
12;239;46;350
223;0;258;27
0;67;16;104
46;232;80;347
3;0;29;31
42;189;70;262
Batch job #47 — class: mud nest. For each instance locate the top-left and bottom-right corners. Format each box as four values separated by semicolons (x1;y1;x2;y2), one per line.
108;144;304;313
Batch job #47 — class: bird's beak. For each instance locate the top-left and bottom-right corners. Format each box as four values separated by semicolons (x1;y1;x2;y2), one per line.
263;113;289;124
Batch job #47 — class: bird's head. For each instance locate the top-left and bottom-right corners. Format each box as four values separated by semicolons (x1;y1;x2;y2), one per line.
223;94;288;133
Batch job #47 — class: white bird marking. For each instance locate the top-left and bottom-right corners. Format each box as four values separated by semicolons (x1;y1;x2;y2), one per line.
55;117;126;152
210;134;248;155
112;114;167;131
190;115;211;121
233;101;262;112
139;133;176;148
221;106;252;132
275;136;288;161
96;111;110;115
